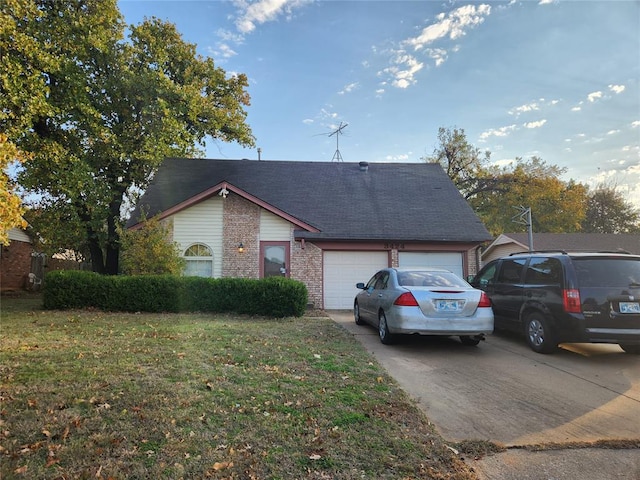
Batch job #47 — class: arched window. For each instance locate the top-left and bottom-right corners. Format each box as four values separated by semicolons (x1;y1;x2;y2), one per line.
183;243;213;277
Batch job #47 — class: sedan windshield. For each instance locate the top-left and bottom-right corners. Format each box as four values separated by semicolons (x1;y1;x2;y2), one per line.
398;271;468;288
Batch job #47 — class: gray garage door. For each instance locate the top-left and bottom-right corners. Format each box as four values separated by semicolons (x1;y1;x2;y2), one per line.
398;252;463;277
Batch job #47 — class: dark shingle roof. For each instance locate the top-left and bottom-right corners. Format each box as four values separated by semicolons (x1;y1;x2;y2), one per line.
128;158;492;243
503;233;640;255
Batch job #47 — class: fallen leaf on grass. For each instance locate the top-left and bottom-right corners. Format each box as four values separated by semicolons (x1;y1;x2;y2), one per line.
309;454;322;460
212;461;233;471
14;465;28;474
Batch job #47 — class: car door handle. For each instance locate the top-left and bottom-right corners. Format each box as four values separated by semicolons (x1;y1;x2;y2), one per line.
378;293;383;298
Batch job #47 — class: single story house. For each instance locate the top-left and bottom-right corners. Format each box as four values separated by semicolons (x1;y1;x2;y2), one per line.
127;159;492;309
0;228;34;292
481;232;640;264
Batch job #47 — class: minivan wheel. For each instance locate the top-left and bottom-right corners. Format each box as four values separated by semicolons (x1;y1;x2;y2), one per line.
354;302;365;325
525;312;557;354
378;311;396;345
619;344;640;354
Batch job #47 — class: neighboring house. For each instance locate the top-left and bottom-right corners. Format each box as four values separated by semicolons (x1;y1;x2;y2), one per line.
128;159;492;309
481;232;640;264
0;228;34;292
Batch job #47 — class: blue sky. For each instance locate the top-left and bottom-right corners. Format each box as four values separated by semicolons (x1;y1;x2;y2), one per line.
118;0;640;208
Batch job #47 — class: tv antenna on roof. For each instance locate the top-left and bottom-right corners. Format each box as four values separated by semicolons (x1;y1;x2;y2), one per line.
329;122;348;162
314;122;348;162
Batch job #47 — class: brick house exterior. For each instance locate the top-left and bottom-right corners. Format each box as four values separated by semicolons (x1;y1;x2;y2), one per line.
128;159;492;309
0;228;34;292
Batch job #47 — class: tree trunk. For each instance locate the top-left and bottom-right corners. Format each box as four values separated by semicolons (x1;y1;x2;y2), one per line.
104;197;123;275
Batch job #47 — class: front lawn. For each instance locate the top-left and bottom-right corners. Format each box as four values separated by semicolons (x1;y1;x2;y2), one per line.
0;294;477;479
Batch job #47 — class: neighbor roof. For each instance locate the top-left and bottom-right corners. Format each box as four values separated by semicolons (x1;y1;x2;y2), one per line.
489;233;640;255
128;158;492;243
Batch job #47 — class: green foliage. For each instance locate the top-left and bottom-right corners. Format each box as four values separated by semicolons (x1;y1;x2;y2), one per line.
423;126;493;200
119;216;185;275
472;158;588;235
581;185;640;233
3;1;254;274
43;271;308;317
426;127;591;235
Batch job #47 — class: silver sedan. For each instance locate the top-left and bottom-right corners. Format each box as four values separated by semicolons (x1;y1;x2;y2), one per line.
354;268;494;345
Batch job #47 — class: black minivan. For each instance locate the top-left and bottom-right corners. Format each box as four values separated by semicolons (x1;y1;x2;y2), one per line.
470;251;640;354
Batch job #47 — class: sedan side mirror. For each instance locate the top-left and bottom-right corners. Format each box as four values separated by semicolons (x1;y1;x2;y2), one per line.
356;282;366;289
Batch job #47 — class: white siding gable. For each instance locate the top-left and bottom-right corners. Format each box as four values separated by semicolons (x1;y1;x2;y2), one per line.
172;197;223;277
260;210;292;241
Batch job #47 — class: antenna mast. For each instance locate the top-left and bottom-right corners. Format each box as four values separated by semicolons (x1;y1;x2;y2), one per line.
329;122;348;162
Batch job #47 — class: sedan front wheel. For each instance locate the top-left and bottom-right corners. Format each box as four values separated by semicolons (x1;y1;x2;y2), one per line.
354;302;365;325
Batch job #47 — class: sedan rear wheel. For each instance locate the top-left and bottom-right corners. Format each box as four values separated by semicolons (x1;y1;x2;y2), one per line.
378;311;396;345
525;312;557;354
354;302;365;325
619;344;640;354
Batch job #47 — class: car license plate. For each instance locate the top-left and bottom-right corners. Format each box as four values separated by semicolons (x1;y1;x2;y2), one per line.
436;300;462;312
619;302;640;314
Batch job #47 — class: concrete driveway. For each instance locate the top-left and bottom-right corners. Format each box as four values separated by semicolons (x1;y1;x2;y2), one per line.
328;310;640;479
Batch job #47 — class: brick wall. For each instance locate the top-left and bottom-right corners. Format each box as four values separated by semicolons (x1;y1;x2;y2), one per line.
222;193;260;278
0;240;33;291
290;239;323;309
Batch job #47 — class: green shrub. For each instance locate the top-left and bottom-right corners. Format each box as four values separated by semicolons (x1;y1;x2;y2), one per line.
43;271;308;317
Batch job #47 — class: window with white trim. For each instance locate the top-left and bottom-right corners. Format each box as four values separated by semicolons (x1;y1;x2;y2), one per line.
183;243;213;277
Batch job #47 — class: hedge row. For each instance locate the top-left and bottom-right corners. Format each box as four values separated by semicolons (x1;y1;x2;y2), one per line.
43;270;308;317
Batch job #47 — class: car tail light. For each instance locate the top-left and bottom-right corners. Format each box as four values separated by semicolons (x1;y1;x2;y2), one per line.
562;289;582;313
478;292;492;308
394;292;419;306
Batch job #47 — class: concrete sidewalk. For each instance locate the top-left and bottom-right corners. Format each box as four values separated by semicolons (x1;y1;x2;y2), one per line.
327;310;640;480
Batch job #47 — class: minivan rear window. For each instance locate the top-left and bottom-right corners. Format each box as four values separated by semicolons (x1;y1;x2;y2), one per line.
573;258;640;288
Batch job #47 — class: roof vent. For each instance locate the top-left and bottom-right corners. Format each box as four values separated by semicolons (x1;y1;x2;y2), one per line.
359;161;369;172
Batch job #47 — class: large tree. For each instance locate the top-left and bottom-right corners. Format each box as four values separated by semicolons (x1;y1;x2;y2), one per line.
582;184;640;233
2;0;254;273
425;127;588;236
424;126;497;200
1;0;57;244
471;158;588;235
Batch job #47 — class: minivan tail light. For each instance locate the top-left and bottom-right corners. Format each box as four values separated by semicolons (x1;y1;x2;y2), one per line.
563;289;582;313
394;292;419;307
478;292;492;308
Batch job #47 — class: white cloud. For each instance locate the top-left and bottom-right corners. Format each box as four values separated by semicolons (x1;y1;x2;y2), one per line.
571;106;582;112
377;3;491;88
609;84;625;94
319;108;338;120
385;154;410;161
479;125;517;141
302;118;314;125
509;102;540;116
234;0;310;34
631;121;640;128
607;129;620;135
380;52;424;89
338;82;359;95
215;43;237;59
523;119;547;129
405;4;491;49
587;91;603;102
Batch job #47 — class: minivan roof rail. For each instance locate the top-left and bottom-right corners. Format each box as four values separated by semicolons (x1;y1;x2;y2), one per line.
509;249;632;256
509;250;568;256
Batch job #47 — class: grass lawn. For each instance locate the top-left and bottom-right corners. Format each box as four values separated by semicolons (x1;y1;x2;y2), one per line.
0;294;483;479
